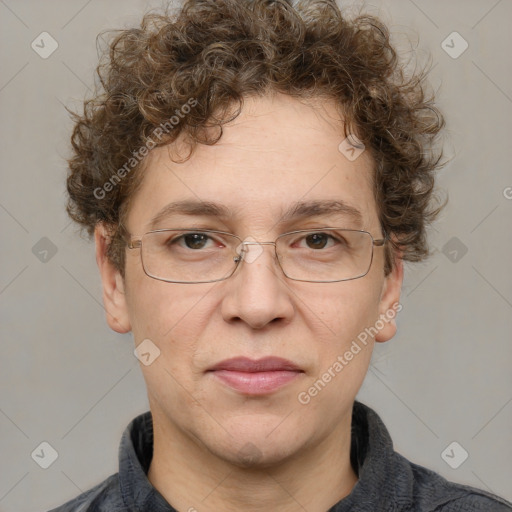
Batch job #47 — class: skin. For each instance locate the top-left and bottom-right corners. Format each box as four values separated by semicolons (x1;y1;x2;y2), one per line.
95;92;403;512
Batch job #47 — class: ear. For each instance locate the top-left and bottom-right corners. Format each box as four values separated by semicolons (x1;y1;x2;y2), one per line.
94;224;131;333
374;253;403;343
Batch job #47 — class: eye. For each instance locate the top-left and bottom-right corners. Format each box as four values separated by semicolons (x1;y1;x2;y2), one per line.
299;232;344;250
170;232;216;250
304;233;329;249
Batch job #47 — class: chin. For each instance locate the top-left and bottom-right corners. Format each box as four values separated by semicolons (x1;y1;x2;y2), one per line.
201;421;306;470
213;439;299;470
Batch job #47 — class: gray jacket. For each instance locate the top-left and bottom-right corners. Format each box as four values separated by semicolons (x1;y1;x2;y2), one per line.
48;401;512;511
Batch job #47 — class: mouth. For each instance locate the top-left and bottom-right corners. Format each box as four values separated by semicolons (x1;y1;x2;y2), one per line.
207;357;304;395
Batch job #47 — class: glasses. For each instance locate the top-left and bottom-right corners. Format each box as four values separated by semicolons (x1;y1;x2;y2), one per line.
126;228;387;284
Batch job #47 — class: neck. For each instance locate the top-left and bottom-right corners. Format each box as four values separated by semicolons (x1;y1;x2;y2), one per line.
147;410;358;512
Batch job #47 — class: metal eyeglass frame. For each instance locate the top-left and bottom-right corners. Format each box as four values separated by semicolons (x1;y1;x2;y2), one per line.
126;228;388;284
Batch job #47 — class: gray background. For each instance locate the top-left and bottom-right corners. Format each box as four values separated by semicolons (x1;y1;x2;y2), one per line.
1;0;511;510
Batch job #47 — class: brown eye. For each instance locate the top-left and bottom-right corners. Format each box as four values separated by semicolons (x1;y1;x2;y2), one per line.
305;233;329;249
182;233;209;250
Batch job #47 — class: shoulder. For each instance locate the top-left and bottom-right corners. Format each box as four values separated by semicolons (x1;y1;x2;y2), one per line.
405;456;512;511
47;473;124;512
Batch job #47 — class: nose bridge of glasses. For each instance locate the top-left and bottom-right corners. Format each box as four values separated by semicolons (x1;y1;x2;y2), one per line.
242;241;276;246
234;239;278;265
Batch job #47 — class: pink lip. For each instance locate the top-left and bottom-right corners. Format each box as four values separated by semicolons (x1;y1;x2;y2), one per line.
207;357;303;395
209;356;301;372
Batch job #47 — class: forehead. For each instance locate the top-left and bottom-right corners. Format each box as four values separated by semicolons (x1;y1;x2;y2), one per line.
127;94;379;233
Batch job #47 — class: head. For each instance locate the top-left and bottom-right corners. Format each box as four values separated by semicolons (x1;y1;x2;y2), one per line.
66;0;444;468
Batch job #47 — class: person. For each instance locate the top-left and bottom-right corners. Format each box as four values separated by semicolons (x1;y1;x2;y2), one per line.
50;0;512;510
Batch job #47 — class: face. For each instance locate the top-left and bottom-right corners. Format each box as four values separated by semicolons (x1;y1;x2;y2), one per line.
96;93;402;468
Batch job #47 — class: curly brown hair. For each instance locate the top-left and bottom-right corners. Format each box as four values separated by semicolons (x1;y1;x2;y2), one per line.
66;0;445;277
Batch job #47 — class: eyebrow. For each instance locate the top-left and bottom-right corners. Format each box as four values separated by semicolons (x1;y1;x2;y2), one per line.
146;198;363;230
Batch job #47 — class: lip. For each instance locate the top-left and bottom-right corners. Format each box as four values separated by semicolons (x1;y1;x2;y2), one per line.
207;357;304;395
208;356;302;372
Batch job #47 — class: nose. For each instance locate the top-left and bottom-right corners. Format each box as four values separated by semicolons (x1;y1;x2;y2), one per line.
220;241;295;329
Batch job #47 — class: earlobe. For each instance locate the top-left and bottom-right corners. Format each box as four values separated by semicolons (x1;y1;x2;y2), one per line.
94;224;132;334
374;255;403;343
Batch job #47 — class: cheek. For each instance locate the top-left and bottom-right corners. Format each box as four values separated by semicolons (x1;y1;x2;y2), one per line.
125;272;220;381
303;282;382;389
295;284;381;420
307;280;382;340
125;279;208;411
125;266;211;339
